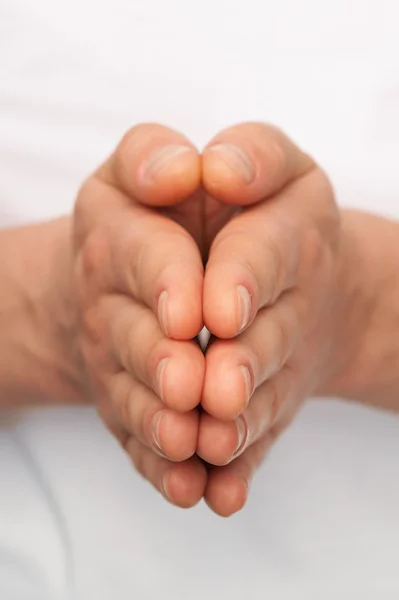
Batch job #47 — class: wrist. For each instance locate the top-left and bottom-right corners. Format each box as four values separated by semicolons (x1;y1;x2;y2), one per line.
0;218;87;407
319;210;399;409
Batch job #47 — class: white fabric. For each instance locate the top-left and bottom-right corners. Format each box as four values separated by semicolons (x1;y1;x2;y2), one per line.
1;0;399;597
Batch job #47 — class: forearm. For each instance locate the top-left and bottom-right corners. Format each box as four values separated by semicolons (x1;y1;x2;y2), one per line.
0;217;84;408
323;209;399;410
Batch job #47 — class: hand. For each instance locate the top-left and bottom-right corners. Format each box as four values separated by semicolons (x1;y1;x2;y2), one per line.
72;122;359;518
73;124;208;508
197;123;358;515
1;121;395;516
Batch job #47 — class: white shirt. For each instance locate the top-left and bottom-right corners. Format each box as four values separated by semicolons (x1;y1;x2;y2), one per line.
1;1;399;598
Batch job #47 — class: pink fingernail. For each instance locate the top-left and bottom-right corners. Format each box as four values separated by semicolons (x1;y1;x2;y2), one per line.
237;285;252;331
239;365;253;407
233;415;248;458
158;291;169;335
143;145;191;181
240;478;250;498
161;471;173;501
156;358;169;401
208;144;256;184
151;410;166;453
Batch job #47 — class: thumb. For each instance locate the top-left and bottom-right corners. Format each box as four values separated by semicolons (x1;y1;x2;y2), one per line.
97;123;201;207
202;122;314;206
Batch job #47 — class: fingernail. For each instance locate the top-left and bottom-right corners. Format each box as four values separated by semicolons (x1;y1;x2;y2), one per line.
239;365;253;407
233;415;248;458
161;471;173;502
208;143;256;184
240;477;250;497
143;145;191;181
241;477;250;491
151;410;166;453
158;290;169;336
156;358;169;401
237;285;252;331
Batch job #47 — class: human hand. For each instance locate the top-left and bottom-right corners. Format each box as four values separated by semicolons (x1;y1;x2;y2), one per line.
196;123;358;515
2;121;394;516
73;124;209;508
73;122;357;517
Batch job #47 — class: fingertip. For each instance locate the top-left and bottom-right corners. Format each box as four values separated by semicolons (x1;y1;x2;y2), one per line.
160;289;203;341
156;264;204;341
203;265;256;340
203;282;238;339
202;346;249;421
197;413;242;466
161;343;205;412
100;123;201;207
205;471;248;517
202;143;257;205
139;146;201;207
163;459;207;508
155;409;199;462
202;121;315;206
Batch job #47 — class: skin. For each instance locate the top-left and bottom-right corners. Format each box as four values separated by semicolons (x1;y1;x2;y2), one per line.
1;122;398;517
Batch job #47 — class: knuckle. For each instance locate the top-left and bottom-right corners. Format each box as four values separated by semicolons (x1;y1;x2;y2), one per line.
81;301;107;346
302;227;331;279
78;338;96;376
79;336;106;382
79;229;110;286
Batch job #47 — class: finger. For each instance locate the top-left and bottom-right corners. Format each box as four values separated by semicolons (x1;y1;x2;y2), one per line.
84;294;205;412
75;122;200;235
198;365;296;466
202;121;314;206
106;370;199;462
204;433;273;517
97;123;201;207
126;436;207;509
74;124;204;340
76;187;204;340
202;291;305;420
203;166;333;339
